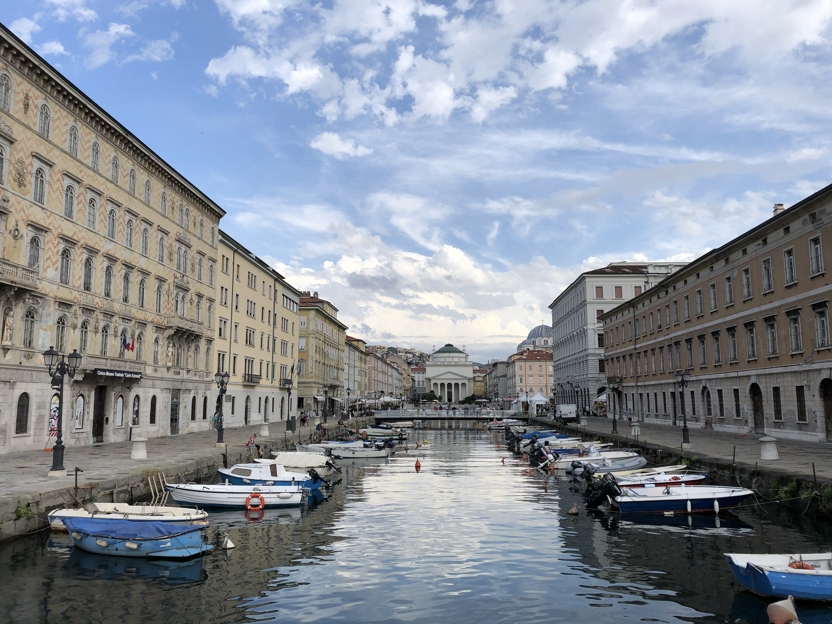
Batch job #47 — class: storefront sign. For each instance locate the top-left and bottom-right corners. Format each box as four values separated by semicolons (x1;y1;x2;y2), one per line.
94;368;143;380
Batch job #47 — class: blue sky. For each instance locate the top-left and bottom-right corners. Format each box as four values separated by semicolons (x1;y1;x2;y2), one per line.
6;0;832;363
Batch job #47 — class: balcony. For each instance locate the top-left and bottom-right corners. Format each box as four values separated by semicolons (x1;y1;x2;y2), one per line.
0;259;38;290
241;373;262;385
80;355;146;375
166;314;207;338
280;377;294;388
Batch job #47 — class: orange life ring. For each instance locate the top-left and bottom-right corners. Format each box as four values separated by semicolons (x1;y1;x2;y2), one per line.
245;492;264;510
245;508;264;522
670;476;681;481
789;561;814;570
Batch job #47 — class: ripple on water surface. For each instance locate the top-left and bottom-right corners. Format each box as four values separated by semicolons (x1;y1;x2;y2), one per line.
1;429;831;623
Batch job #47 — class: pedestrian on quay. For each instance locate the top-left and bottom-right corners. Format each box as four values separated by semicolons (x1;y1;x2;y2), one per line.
212;409;219;429
246;434;262;458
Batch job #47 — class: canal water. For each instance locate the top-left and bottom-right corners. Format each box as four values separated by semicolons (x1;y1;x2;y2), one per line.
2;429;831;623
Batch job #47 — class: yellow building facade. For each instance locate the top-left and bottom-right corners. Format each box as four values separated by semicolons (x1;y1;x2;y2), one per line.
0;26;223;453
297;292;347;419
345;336;368;411
216;231;299;425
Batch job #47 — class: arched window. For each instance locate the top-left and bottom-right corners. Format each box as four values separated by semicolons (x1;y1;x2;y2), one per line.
0;146;5;185
122;271;131;303
155;283;163;313
194;345;200;369
110;155;120;183
63;185;75;218
205;344;211;369
210;227;215;246
56;316;67;351
135;333;144;361
107;209;116;239
38;103;51;137
176;246;182;271
199;219;204;239
150;395;157;425
119;328;128;358
184;208;190;231
144;179;151;203
191;395;196;421
59;248;72;285
104;265;113;297
208;264;214;286
0;74;10;111
158;236;166;263
125;220;134;248
132;395;140;426
174;292;181;316
74;394;85;430
138;278;146;308
87;198;97;229
83;257;93;291
183;249;189;275
100;325;109;356
197;258;203;281
27;237;40;269
115;394;124;426
79;320;89;353
195;299;202;322
141;228;149;255
153;336;160;365
160;192;167;215
207;303;213;329
15;393;29;434
128;169;136;194
68;126;79;158
33;168;46;204
91;142;100;171
203;396;208;420
23;309;36;348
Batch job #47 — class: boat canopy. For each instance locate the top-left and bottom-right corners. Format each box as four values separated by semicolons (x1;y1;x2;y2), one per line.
62;518;201;540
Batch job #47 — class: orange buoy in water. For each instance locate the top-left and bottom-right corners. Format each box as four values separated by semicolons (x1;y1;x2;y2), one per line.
543;483;548;491
415;459;422;473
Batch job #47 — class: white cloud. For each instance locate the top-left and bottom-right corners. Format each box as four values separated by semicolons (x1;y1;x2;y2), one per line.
787;147;828;163
124;33;179;64
83;23;134;68
38;40;70;56
310;132;373;159
10;18;41;44
46;0;97;22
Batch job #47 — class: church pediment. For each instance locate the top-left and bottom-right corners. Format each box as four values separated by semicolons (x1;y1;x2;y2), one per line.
427;371;471;380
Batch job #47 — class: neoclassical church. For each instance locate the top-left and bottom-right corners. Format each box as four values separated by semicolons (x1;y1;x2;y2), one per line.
425;344;474;403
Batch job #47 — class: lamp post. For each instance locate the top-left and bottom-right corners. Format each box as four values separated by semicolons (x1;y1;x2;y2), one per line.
43;346;82;476
574;383;581;413
214;370;230;444
346;385;351;419
675;369;691;446
323;385;329;423
608;377;620;433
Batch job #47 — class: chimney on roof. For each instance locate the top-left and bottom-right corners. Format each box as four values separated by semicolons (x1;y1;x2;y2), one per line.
773;203;785;216
313;291;319;298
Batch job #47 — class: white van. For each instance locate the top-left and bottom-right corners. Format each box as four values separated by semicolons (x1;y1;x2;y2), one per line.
555;404;577;422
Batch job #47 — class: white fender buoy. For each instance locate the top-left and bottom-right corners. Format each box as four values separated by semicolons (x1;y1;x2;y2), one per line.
568;503;579;515
686;499;691;514
713;500;719;515
223;534;236;550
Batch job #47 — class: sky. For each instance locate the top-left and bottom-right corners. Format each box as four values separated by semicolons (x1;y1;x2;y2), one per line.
5;1;832;363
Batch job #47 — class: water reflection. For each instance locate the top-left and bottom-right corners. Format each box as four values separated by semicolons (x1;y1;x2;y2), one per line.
1;430;831;623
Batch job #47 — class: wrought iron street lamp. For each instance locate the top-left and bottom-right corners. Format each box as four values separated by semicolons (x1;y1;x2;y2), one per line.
608;377;620;433
43;346;82;476
346;385;351;418
675;369;692;445
214;370;230;444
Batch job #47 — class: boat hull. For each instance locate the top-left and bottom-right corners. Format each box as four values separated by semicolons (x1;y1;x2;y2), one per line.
166;484;304;509
726;553;832;601
62;518;211;560
615;487;753;514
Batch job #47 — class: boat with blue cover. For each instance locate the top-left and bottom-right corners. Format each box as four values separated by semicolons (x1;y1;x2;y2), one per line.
62;518;212;560
725;552;832;601
218;462;325;490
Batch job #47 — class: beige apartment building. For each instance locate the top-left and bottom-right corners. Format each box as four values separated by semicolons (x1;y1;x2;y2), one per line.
506;350;553;401
602;196;832;442
0;25;222;454
297;292;347;419
345;335;368;411
216;231;300;426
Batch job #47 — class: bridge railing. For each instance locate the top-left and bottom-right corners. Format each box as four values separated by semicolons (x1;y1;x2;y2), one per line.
374;409;527;419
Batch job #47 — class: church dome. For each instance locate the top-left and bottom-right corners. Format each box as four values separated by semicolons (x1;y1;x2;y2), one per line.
527;325;553;340
434;343;464;354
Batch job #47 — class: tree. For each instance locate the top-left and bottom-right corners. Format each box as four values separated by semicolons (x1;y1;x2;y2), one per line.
421;390;438;402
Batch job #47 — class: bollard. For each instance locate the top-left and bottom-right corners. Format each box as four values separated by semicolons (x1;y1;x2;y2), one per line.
260;423;270;438
130;437;148;460
760;436;779;461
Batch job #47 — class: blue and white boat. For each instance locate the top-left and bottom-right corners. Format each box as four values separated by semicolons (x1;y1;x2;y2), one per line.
166;482;304;509
614;484;754;514
62;517;212;560
218;462;325;490
725;552;832;601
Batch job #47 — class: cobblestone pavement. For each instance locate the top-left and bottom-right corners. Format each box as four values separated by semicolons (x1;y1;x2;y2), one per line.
553;416;832;482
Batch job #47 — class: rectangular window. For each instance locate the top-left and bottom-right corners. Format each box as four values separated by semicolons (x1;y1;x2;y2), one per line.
232;355;237;375
235;293;239;311
784;249;797;284
712;333;721;365
614;285;623;299
766;319;778;356
245;328;255;347
686;339;693;368
595;285;603;299
598;358;605;373
649;313;654;333
698;336;707;367
231;395;235;414
733;388;741;418
281;340;288;356
709;283;718;311
218;318;227;339
233;323;238;343
816;307;830;348
690;390;696;416
717;389;725;418
762;258;773;292
695;290;703;316
788;314;802;353
796;386;808;422
634;285;642;296
724;276;734;305
657;309;663;330
773;386;782;421
683;295;691;320
659;346;665;372
596;309;604;319
663;392;667;414
220;286;228;306
746;324;757;359
672;300;679;324
597;333;604;348
728;330;738;362
810;236;824;275
742;268;752;299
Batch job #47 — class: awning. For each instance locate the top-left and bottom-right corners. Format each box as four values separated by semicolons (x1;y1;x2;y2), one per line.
595;393;607;403
332;397;344;403
314;396;325;401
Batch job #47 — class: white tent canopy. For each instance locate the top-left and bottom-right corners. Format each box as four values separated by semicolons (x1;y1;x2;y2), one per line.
595;393;607;403
529;392;549;405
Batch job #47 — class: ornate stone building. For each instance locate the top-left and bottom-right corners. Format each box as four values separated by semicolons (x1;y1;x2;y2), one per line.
425;344;474;402
0;25;223;454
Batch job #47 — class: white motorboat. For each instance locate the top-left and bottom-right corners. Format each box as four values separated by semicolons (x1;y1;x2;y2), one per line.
361;425;407;439
487;418;523;430
218;463;324;490
568;455;648;474
384;421;413;428
259;452;339;478
49;503;209;531
615;484;754;514
553;448;643;471
613;464;688;477
327;446;390;459
166;483;304;508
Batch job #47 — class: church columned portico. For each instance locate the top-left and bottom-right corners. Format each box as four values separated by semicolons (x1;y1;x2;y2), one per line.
426;344;474;403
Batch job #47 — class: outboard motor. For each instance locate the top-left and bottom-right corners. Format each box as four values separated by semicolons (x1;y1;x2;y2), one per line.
308;468;326;486
326;458;342;473
585;476;623;509
581;463;597;484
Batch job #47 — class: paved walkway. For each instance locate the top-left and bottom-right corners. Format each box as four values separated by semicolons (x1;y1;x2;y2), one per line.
548;416;832;483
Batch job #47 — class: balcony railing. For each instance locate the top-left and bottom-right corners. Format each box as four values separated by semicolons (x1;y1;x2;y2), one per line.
241;373;262;385
81;355;146;374
0;259;38;289
166;315;207;336
280;377;294;388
